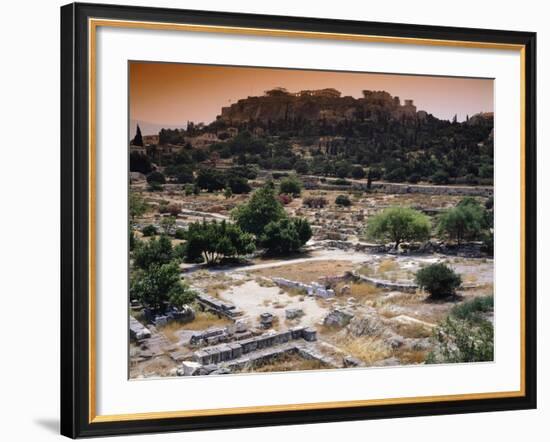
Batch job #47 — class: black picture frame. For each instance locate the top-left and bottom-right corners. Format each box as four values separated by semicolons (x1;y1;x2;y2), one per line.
61;2;537;438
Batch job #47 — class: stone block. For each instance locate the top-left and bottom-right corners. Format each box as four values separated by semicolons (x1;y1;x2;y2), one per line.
153;315;168;327
290;326;305;339
303;327;317;342
240;338;257;354
193;350;210;365
343;355;363;368
218;344;232;362
181;361;202;376
235;320;248;333
198;364;218;376
205;347;221;364
285;308;304;320
323;309;354;328
279;330;291;343
228;343;243;359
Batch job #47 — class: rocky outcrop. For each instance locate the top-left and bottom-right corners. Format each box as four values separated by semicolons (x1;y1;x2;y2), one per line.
346;312;382;337
323;309;354;328
217;89;423;125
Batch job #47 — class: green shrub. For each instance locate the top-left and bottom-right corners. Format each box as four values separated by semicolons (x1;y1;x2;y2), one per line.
294;160;309;175
227;176;251;194
174;228;186;240
332;178;351;186
426;316;493;364
303;196;327;208
335;194;351;207
384;167;407;182
195;169;225;192
141;224;157;237
437;200;485;245
351;166;366;179
146;170;166;185
415;263;462;299
430;170;450;185
279;176;302;197
260;218;311;254
147;182;163;192
451;295;494;321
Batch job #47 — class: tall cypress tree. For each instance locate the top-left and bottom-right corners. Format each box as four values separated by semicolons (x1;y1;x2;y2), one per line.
132;124;144;146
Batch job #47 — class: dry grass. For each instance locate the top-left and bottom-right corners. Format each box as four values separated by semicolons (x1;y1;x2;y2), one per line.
374;291;424;307
255;277;277;288
285;287;308;297
129;355;176;378
204;278;246;297
331;335;391;364
463;274;479;284
378;259;400;274
159;311;232;342
250;260;354;284
238;353;328;373
392;321;433;339
377;306;401;319
394;348;428;364
338;282;381;301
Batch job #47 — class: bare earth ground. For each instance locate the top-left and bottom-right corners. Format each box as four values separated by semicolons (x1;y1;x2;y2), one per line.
247;260;355;282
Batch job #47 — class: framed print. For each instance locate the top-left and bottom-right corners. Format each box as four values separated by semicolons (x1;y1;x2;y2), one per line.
60;2;537;438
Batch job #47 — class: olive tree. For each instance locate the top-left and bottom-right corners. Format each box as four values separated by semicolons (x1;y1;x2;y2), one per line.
130;261;195;312
437;198;486;245
415;263;462;299
366;207;431;249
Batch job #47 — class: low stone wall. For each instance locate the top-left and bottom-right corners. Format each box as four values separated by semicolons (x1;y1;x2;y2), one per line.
370;182;493;197
314;180;493;197
195;292;243;319
129;316;151;341
272;277;335;298
353;272;418;293
193;326;317;365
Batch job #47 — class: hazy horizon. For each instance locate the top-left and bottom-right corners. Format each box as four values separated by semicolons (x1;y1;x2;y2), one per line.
130;62;494;136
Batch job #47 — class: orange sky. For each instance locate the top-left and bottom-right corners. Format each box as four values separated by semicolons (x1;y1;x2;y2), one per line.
129;62;493;135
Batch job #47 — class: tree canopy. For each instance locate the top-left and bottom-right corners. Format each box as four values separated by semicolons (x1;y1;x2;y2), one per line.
437;198;486;244
366;207;431;249
185;220;255;264
133;235;174;270
130;261;195;312
131;124;144;146
260;217;312;254
129;193;148;220
232;184;286;237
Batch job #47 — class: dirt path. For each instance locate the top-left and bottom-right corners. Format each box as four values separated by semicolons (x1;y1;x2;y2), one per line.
231;249;372;273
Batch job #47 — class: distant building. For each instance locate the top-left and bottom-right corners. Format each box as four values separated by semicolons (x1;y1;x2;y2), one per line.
186;132;220;148
295;88;342;98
